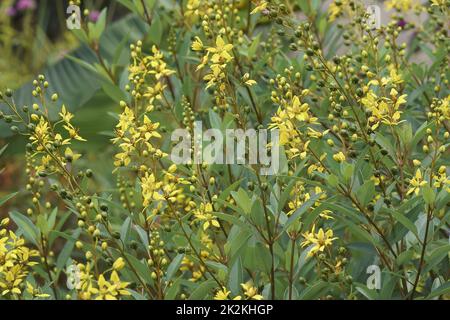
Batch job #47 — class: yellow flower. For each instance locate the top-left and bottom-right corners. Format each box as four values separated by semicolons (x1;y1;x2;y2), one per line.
214;287;231;300
141;172;163;207
287;96;318;124
112;258;125;271
26;282;50;299
328;0;349;21
385;0;414;11
90;271;131;300
431;0;446;6
64;147;81;162
361;90;404;128
0;229;39;298
207;36;234;64
193;203;220;230
59;105;74;123
191;36;204;51
116;107;135;132
250;1;268;15
30;117;50;147
433;171;450;190
63;123;87;142
301;225;338;258
138;115;162;141
319;210;334;220
407;169;428;196
241;282;263;300
333;151;346;163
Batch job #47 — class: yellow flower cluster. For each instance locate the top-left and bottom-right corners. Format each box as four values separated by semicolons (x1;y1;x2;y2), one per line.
214;282;263;300
193;35;234;90
113;108;164;168
269;75;319;160
362;69;407;130
0;219;40;297
193;202;220;230
385;0;417;11
74;262;131;300
328;0;350;21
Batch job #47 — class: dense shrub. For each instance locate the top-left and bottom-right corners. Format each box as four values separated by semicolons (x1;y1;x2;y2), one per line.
0;0;449;300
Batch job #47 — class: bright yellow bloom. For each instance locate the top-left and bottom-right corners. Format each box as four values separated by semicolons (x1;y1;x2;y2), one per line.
241;282;263;300
141;172;163;207
59;105;74;123
251;1;268;15
407;169;428;196
63;123;87;141
385;0;415;11
89;271;131;300
301;225;338;258
287;96;318;124
214;287;231;300
431;0;446;6
64;147;81;162
207;36;234;64
193;203;220;230
328;0;349;21
116;107;135;132
138;115;162;141
333;151;346;163
0;229;39;297
191;37;204;51
113;258;125;271
361;90;405;129
26;282;50;299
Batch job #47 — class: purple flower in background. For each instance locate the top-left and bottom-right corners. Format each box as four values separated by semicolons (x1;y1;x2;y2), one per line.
16;0;36;11
6;6;17;16
397;19;407;28
89;10;100;22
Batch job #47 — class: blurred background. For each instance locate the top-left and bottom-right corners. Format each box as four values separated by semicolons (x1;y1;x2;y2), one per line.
0;0;150;218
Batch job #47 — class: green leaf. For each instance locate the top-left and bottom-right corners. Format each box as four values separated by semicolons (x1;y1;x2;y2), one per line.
209;109;222;130
281;194;320;234
148;13;162;45
423;243;450;274
218;179;242;201
299;281;333;299
124;253;153;284
56;229;82;271
117;0;139;13
327;174;339;188
102;82;127;102
91;8;108;40
426;281;450;299
250;198;266;227
188;279;216;300
382;207;419;239
165;254;184;282
355;284;379;300
231;188;252;214
422;185;435;205
228;258;243;295
355;180;375;207
0;144;8;157
0;192;18;207
9;211;40;246
212;211;248;230
120;216;132;244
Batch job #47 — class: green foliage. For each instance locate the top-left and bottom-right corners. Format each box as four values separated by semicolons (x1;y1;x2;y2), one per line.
0;0;449;301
